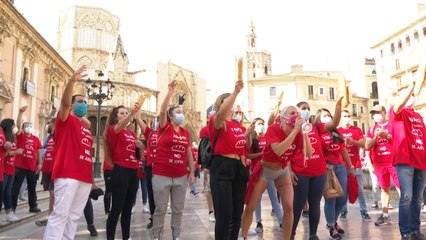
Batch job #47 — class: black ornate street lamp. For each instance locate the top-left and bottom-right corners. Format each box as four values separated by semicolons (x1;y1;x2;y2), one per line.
85;71;115;178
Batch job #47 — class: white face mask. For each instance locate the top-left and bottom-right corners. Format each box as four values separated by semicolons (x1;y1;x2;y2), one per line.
12;127;18;135
406;95;416;107
24;126;32;134
321;116;332;123
45;125;49;132
342;117;351;125
373;113;384;123
233;114;242;122
255;125;266;134
300;109;311;121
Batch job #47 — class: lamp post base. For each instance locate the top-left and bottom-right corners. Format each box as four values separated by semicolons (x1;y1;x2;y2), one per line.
93;160;101;178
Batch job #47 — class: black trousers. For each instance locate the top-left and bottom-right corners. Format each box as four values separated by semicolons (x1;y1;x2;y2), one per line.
106;165;138;240
145;166;156;217
210;155;249;240
84;198;94;225
103;170;112;213
11;167;37;210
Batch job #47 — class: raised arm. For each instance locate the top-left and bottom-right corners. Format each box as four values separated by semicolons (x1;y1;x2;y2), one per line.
214;80;243;129
59;66;88;122
114;102;142;134
271;118;305;156
16;106;27;134
268;98;282;126
134;110;147;134
159;80;177;129
394;82;415;115
324;96;343;132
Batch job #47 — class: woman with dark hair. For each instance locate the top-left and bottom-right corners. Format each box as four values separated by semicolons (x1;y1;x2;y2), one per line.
290;98;343;240
246;117;282;232
315;108;354;240
104;101;144;240
152;80;195;240
1;118;21;222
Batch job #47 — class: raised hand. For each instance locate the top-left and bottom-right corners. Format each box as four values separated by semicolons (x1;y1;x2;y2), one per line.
168;80;178;92
19;106;28;113
178;94;186;105
71;65;88;81
234;80;244;94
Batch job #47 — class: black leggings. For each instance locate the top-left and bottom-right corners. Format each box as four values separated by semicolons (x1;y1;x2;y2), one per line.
104;170;112;213
210;155;249;240
292;173;327;237
11;168;37;209
106;165;138;240
145;166;156;216
84;198;94;226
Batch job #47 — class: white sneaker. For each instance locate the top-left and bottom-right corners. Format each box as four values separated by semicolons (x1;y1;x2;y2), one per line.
5;213;19;222
388;204;394;209
143;204;149;213
422;204;426;213
168;207;172;214
131;206;135;214
247;229;257;235
209;212;215;222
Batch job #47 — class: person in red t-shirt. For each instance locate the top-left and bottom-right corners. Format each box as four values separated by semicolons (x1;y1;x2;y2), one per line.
151;80;195;240
338;109;371;221
140;118;158;229
365;105;400;226
11;106;42;213
1;118;20;222
104;101;144;240
290;98;343;240
44;65;94;240
246;117;283;233
241;106;312;240
388;79;426;239
316;108;355;240
189;142;200;198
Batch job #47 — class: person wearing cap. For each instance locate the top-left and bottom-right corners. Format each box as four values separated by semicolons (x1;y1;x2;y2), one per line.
388;81;426;240
338;110;371;222
365;105;400;226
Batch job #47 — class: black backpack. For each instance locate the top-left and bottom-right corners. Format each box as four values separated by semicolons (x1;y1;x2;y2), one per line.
197;137;211;168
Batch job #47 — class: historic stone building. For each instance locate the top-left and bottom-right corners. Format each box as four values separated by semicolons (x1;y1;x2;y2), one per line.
157;61;206;142
56;6;159;136
0;0;73;141
245;22;371;133
371;4;426;116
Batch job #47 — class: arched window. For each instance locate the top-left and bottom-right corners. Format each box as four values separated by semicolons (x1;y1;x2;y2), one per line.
390;43;395;55
264;65;268;75
371;81;378;98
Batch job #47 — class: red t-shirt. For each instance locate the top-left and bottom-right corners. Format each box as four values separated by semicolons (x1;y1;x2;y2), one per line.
199;125;209;138
291;122;327;176
0;128;5;181
103;158;113;171
107;125;138;169
41;137;55;173
192;148;200;169
321;131;345;165
52;112;93;183
153;122;190;178
367;122;393;166
338;126;364;168
4;141;15;176
15;133;42;171
389;106;426;170
208;115;246;156
248;136;266;171
262;124;302;168
144;127;157;167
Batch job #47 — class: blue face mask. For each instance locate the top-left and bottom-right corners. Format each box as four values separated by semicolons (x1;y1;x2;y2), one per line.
233;114;242;122
175;113;185;125
300;109;311;121
74;103;87;117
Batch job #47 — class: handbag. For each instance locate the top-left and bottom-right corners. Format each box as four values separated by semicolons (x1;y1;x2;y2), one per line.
204;129;220;169
323;165;344;199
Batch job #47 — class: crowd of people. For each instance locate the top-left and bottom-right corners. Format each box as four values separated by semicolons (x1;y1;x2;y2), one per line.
0;65;425;240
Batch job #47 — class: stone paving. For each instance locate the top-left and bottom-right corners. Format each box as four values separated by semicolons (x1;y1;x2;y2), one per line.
0;175;424;240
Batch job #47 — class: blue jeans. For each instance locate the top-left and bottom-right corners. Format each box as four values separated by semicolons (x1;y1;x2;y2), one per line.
140;178;148;205
255;180;282;224
3;174;14;211
396;164;426;236
292;173;327;236
341;168;367;214
324;163;348;226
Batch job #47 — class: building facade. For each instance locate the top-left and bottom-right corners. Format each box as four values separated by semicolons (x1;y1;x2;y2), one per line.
0;0;73;141
371;5;426;117
56;5;159;138
157;61;206;142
